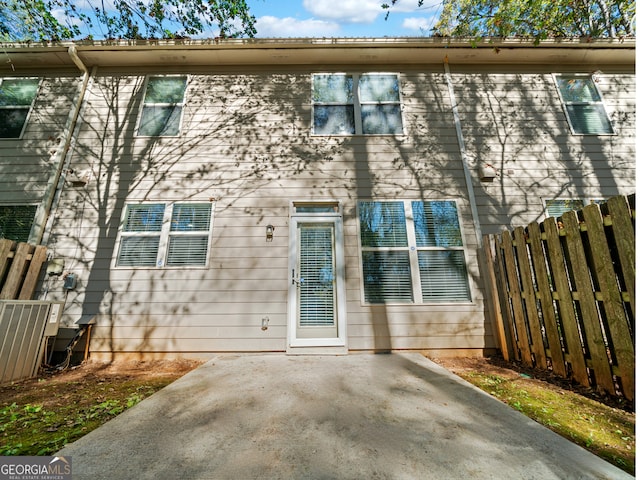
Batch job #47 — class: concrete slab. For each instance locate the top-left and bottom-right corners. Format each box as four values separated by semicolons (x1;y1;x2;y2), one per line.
57;353;632;479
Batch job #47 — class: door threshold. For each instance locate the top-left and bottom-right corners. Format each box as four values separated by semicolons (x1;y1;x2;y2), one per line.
286;345;348;355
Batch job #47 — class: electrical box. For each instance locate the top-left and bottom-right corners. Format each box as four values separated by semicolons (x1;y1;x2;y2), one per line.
63;273;77;290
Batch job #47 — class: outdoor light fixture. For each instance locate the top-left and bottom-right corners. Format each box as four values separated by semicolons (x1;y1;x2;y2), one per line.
266;225;274;242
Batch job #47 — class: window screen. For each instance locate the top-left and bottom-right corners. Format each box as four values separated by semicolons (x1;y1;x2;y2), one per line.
0;205;37;242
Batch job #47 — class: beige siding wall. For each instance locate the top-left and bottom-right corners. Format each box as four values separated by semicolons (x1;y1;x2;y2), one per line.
0;74;80;209
450;65;636;234
45;63;634;357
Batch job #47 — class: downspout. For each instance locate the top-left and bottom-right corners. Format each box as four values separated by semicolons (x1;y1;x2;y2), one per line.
36;45;91;245
444;59;504;354
443;59;483;247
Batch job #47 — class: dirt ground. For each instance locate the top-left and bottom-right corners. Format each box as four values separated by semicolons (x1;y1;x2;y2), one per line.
1;355;632;413
0;359;203;409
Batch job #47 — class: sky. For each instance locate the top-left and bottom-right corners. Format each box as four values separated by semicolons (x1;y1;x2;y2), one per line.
246;0;443;38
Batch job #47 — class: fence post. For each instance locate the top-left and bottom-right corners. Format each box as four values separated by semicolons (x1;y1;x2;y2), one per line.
482;235;509;360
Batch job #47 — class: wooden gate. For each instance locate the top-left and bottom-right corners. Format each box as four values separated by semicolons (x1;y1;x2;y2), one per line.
484;195;635;401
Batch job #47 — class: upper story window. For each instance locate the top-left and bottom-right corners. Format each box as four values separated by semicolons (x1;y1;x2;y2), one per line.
312;73;403;135
0;205;37;242
0;78;39;139
116;202;213;267
136;76;187;137
358;200;471;304
555;75;614;135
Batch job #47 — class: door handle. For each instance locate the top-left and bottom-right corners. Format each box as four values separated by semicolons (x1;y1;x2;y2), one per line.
292;269;303;287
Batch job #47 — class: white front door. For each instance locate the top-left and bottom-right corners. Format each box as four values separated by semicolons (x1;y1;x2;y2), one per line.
288;204;346;350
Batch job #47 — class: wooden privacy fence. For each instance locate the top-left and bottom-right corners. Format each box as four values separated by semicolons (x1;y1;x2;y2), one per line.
0;239;48;300
484;195;635;401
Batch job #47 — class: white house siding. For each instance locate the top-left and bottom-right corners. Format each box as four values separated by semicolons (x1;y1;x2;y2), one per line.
449;64;636;234
0;73;80;235
42;55;635;359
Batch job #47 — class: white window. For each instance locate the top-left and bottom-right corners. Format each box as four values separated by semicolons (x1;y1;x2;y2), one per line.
0;78;39;138
545;198;606;219
358;200;471;304
116;202;213;267
0;205;37;242
313;73;403;135
136;76;187;137
555;75;614;135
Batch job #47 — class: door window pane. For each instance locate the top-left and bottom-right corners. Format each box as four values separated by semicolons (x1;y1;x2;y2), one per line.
299;224;336;326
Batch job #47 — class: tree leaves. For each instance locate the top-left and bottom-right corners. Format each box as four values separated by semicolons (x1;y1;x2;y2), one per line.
0;0;256;40
430;0;635;40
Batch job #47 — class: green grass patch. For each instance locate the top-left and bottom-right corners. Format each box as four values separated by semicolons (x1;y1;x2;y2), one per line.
0;378;174;456
460;371;635;475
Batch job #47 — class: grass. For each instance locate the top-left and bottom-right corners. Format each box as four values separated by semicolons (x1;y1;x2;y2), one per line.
0;378;175;456
458;370;635;476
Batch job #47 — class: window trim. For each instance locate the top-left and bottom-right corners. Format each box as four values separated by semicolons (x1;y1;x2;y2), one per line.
113;201;214;269
553;74;615;136
356;199;473;305
135;75;188;138
0;77;40;140
311;72;405;136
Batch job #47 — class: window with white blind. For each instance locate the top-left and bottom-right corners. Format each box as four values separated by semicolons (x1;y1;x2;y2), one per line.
312;73;403;135
0;205;37;242
0;78;39;138
116;202;212;267
358;200;471;304
554;75;614;135
136;76;187;137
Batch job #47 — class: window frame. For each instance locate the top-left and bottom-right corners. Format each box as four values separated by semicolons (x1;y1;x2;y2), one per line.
356;199;472;305
0;77;40;140
311;72;405;136
553;74;615;136
135;75;188;138
114;201;214;269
